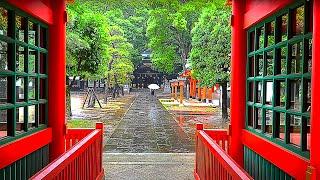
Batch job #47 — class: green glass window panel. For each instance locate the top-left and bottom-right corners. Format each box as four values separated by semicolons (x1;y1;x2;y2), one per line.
40;26;47;49
248;56;254;77
292;5;305;37
265;110;273;134
28;21;37;46
16;77;24;102
0;7;8;36
16;107;25;132
28;105;36;128
275;80;286;107
0;41;8;71
307;39;312;73
255;108;262;130
307;80;311;112
289;79;302;111
28;78;36;100
39;78;46;99
39;104;46;125
266;21;275;47
249;31;255;52
0;110;7;138
0;77;7;105
256;81;263;103
257;27;265;49
16;46;25;72
289;114;301;147
40;53;46;74
248;106;254;127
266;81;273;105
248;81;254;102
28;49;36;73
16;16;26;42
307;3;313;33
257;54;264;76
266;51;273;76
290;42;303;74
275;111;285;140
307;118;310;150
280;14;288;42
275;46;287;75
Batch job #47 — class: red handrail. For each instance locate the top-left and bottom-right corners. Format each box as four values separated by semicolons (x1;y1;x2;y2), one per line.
194;124;252;180
30;123;104;180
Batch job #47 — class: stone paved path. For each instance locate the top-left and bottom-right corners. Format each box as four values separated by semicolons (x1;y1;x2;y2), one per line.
105;92;194;153
104;153;194;180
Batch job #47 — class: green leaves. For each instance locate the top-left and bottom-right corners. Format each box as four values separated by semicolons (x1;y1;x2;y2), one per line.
190;3;231;87
66;2;110;80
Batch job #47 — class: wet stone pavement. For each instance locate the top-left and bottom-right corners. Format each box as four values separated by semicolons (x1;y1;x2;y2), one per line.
105;92;194;153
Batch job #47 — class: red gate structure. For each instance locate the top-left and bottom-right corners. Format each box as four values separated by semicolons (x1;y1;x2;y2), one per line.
0;0;104;179
195;0;319;179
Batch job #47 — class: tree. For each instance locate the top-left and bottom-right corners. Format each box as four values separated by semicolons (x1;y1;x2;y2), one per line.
146;0;212;74
190;3;231;121
105;8;148;67
105;24;134;98
66;3;109;113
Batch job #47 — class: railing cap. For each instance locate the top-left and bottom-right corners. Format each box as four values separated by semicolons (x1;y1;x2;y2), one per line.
95;122;104;130
196;123;204;130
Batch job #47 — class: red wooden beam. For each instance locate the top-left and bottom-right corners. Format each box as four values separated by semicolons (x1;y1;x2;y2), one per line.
244;0;293;29
0;128;52;169
242;130;309;179
7;0;53;24
310;0;320;178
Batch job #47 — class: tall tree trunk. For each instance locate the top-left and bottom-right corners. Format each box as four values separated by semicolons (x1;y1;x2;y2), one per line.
221;82;228;122
66;76;72;118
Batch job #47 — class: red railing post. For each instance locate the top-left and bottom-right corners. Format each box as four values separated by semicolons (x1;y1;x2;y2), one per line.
194;128;252;179
95;122;104;178
196;123;204;130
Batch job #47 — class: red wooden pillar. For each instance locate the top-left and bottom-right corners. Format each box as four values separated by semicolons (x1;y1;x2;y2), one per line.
197;84;201;101
179;82;184;104
189;80;193;98
229;0;246;166
207;87;213;102
310;1;320;178
49;0;67;161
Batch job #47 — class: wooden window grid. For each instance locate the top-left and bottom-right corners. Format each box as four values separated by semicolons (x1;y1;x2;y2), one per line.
0;2;48;145
246;0;312;158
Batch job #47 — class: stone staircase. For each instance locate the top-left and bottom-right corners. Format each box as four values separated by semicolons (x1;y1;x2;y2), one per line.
103;153;195;180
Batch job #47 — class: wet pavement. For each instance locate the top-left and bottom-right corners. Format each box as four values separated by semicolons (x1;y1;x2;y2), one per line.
105;92;194;153
69;92;136;139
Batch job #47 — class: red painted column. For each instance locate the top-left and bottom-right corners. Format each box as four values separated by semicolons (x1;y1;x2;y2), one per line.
48;0;67;161
229;0;246;166
310;1;320;177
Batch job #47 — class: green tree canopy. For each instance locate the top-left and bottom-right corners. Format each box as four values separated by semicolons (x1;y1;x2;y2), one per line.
146;0;214;74
190;3;231;87
66;3;109;80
